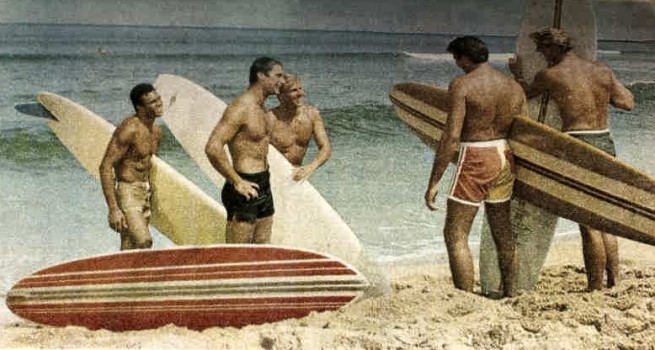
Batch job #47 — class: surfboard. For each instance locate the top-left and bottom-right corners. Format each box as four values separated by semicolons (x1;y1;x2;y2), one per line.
478;0;598;295
153;74;389;294
389;82;655;254
35;92;227;245
6;244;369;331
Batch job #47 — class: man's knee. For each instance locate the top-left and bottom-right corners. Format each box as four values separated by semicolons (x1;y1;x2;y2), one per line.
133;238;153;249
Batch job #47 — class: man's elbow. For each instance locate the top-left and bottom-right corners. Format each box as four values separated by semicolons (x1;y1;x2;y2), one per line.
612;95;634;111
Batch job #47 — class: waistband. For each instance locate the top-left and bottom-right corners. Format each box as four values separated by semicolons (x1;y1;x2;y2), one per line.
566;128;610;135
237;169;270;182
459;139;508;148
118;181;150;190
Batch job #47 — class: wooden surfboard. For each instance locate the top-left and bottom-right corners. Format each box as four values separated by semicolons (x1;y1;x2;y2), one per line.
6;245;369;331
153;74;389;294
389;82;655;249
36;92;227;245
478;0;599;295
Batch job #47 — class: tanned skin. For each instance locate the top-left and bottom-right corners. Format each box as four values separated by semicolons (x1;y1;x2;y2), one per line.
510;39;634;291
205;63;285;244
99;89;163;250
425;53;527;298
270;76;332;181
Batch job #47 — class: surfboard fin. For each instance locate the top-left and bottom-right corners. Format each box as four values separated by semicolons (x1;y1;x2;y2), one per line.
14;102;58;121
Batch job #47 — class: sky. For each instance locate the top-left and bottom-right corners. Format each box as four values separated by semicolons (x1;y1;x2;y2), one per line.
0;0;653;40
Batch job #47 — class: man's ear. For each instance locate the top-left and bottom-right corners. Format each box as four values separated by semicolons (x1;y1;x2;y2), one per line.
257;71;266;81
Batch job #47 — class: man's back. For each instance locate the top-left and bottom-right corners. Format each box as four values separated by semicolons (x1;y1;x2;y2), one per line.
540;53;614;131
454;65;526;142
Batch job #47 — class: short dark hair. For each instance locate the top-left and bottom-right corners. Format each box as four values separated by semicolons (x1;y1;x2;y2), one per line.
129;83;156;111
249;57;282;85
446;36;489;63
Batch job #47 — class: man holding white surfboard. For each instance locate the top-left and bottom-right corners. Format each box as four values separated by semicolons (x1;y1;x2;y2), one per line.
99;83;164;250
424;36;527;298
205;57;286;244
271;74;332;181
511;27;634;291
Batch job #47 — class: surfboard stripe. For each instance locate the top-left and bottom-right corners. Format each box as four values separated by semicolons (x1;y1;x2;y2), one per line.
18;261;355;288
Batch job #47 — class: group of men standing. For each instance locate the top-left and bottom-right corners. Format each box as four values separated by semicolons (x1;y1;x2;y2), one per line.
98;27;634;299
426;28;633;298
99;57;331;249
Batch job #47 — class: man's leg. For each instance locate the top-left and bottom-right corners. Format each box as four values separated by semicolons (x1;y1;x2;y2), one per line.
123;210;153;249
443;199;479;292
485;201;517;297
226;219;256;244
580;225;606;291
602;232;619;288
253;216;273;244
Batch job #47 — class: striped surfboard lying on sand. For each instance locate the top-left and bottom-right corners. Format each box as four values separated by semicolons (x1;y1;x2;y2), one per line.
6;245;369;331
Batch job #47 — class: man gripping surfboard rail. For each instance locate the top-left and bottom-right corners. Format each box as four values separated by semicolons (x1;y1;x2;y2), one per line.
423;36;527;298
511;27;634;291
99;83;164;250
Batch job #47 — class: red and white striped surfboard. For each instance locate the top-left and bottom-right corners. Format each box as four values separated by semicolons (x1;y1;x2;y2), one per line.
6;245;369;331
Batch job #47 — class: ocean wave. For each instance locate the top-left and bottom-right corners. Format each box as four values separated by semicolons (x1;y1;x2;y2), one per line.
322;104;402;137
403;51;514;61
628;81;655;103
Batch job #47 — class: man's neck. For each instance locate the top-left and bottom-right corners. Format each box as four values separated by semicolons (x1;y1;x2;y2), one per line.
248;84;268;107
464;62;486;74
136;113;155;128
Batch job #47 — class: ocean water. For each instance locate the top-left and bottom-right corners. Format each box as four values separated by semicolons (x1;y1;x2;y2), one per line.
1;24;654;296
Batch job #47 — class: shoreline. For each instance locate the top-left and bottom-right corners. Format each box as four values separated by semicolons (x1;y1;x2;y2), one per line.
2;236;655;349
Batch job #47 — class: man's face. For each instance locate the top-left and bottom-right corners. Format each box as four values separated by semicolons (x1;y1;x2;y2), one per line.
261;64;285;95
278;80;305;107
138;91;164;118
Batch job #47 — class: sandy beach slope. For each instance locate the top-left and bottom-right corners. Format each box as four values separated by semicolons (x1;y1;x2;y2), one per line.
2;237;655;350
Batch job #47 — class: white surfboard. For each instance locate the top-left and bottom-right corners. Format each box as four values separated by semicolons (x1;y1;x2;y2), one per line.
154;74;389;294
37;92;227;245
479;0;597;296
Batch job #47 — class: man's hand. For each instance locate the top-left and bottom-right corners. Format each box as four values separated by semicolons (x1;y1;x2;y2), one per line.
292;165;315;182
108;208;128;233
235;180;260;200
424;184;440;211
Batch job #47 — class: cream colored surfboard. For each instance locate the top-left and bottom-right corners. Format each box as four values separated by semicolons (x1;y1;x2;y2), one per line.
153;74;389;293
38;92;227;245
478;0;598;296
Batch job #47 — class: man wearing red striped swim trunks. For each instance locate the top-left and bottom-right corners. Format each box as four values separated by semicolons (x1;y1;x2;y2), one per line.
424;36;528;298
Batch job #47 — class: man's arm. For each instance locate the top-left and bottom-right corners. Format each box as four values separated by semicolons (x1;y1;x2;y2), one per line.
293;107;332;181
608;70;634;111
99;123;132;233
205;106;259;199
425;80;466;210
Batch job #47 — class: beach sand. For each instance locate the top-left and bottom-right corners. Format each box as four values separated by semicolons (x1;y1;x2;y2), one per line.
2;237;655;350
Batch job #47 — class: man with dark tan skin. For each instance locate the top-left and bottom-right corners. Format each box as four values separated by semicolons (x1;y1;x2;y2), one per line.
205;57;285;244
99;83;164;250
425;36;527;298
270;74;332;181
510;27;634;291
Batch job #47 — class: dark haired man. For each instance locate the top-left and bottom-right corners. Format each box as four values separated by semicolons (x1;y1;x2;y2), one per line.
206;57;285;244
99;83;164;250
424;36;527;297
510;27;634;291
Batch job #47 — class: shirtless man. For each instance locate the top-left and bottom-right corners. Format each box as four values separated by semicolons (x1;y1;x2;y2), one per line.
205;57;285;244
425;36;527;298
511;28;634;291
270;75;332;181
99;83;164;250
